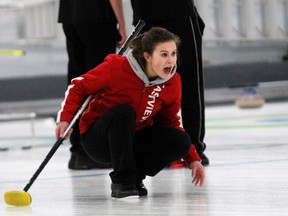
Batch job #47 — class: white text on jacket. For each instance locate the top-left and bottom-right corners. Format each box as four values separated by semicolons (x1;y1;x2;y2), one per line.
140;85;164;122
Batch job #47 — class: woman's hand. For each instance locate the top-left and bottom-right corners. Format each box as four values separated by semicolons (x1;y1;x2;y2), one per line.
189;161;205;187
55;122;72;140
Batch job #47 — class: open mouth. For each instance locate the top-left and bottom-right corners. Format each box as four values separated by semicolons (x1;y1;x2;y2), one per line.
163;67;172;74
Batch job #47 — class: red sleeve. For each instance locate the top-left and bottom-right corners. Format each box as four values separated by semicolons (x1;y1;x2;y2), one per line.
183;144;201;165
56;54;116;123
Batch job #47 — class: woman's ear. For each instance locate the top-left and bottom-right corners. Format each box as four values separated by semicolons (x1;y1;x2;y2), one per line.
143;52;151;62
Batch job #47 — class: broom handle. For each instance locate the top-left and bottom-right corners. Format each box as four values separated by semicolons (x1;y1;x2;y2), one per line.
23;20;145;192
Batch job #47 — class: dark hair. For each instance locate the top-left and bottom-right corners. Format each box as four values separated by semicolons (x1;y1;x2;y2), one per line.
128;27;181;70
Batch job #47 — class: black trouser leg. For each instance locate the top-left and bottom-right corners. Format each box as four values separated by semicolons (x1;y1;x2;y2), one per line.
63;23;117;83
81;104;137;184
179;17;206;152
134;125;191;180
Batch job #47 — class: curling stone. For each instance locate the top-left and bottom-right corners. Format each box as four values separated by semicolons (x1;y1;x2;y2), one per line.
235;87;265;109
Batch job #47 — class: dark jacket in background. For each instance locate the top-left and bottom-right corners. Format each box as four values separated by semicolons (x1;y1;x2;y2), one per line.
131;0;199;25
58;0;117;24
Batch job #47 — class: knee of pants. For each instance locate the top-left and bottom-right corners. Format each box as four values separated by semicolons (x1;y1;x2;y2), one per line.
162;130;192;159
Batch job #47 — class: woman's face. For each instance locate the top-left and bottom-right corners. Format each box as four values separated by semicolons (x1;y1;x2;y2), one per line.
144;41;177;79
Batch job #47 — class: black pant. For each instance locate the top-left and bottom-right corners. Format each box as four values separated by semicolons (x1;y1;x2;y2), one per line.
81;104;191;184
139;16;206;152
62;23;118;154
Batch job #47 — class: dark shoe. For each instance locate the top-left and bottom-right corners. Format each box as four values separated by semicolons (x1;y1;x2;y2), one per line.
111;183;139;198
68;152;112;170
199;152;209;166
136;182;148;196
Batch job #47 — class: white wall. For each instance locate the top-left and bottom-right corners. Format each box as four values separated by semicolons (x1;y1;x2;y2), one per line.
195;0;288;42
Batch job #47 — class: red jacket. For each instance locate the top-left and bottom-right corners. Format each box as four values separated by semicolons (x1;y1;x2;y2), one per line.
57;53;200;163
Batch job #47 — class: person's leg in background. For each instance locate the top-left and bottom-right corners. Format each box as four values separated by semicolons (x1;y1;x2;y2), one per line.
176;16;209;166
63;23;118;169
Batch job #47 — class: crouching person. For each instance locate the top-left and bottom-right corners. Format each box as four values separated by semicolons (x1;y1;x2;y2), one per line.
55;27;205;199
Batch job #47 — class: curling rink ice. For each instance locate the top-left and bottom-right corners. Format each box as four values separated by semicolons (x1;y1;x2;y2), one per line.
1;101;288;216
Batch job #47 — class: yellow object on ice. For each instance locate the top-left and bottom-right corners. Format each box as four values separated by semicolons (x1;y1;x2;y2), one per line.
4;191;32;206
0;49;25;56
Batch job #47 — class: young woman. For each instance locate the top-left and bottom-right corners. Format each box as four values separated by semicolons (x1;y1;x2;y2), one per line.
55;27;205;199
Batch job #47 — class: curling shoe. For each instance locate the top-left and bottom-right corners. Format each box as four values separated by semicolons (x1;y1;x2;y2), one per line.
136;182;148;196
111;183;139;199
199;151;209;166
